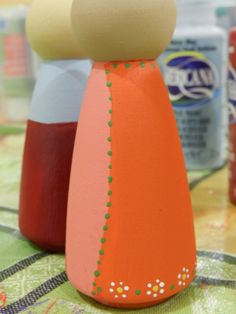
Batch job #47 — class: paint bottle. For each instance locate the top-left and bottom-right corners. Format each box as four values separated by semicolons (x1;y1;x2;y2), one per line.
228;28;236;204
159;0;228;170
19;0;91;252
216;0;236;31
0;6;35;122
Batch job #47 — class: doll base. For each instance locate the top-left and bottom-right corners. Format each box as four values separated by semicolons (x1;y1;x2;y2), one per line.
20;232;65;253
93;298;170;310
78;290;175;310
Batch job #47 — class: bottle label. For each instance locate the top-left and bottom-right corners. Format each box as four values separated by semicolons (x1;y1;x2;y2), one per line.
165;52;218;106
0;10;35;97
228;65;236;124
159;35;228;170
3;34;32;78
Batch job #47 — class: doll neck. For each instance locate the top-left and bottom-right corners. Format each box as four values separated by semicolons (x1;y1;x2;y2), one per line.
93;59;157;70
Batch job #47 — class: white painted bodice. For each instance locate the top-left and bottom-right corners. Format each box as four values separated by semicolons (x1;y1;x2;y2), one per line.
29;59;92;123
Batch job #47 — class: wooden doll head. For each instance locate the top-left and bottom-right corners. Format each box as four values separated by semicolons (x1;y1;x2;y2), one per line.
71;0;176;62
26;0;85;60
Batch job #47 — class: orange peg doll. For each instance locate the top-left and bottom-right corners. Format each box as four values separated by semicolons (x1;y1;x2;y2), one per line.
66;0;196;308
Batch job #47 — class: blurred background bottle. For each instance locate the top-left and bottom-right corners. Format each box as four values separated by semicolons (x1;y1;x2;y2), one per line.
159;0;228;171
216;0;236;31
0;0;37;123
228;28;236;204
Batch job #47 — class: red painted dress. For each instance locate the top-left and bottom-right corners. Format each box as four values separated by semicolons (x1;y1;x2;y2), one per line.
19;60;91;252
66;60;196;308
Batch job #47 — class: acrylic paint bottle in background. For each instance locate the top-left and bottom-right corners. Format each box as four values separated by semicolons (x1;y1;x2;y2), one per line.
216;0;236;31
159;0;228;171
0;6;35;122
228;29;236;204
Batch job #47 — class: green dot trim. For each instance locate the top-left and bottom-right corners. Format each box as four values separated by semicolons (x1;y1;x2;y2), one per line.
113;63;118;69
140;62;145;68
125;63;131;69
99;249;104;255
93;68;114;293
105;213;110;219
94;270;100;277
100;238;106;244
170;284;175;290
135;290;141;296
91;291;96;296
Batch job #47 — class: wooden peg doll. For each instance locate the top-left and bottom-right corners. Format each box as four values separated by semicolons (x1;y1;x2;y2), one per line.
66;0;196;308
19;0;91;252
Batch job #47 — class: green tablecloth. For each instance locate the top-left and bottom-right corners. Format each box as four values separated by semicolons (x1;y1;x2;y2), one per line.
0;130;235;314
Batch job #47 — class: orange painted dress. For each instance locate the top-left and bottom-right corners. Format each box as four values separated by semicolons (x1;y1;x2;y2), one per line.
66;60;196;309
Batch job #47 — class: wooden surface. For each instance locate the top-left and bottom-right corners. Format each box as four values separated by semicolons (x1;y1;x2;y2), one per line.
192;167;236;255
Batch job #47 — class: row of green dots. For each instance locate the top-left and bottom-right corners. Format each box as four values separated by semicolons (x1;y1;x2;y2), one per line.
92;71;113;296
105;61;156;69
108;61;155;70
91;286;103;296
98;73;114;267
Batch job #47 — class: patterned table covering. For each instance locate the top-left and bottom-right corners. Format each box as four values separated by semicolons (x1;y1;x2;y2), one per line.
0;127;235;314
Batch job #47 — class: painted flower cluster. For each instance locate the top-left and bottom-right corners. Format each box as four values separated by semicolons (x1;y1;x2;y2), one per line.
107;266;193;300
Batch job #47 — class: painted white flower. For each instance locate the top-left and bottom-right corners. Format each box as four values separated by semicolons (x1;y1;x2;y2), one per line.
109;281;130;299
146;279;165;298
178;267;190;286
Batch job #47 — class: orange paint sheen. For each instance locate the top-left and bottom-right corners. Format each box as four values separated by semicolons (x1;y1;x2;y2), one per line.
66;60;196;309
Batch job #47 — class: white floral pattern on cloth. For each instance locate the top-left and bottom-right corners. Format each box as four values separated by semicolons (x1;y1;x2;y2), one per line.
146;279;165;298
109;282;130;299
178;267;190;286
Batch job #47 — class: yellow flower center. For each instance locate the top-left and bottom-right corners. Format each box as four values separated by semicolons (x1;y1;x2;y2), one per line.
182;274;187;281
152;286;159;292
117;287;123;294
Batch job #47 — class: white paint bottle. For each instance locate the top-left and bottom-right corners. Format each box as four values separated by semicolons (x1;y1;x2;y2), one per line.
159;0;228;170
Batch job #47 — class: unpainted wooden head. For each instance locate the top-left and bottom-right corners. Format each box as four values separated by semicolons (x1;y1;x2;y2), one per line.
71;0;176;61
26;0;85;60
